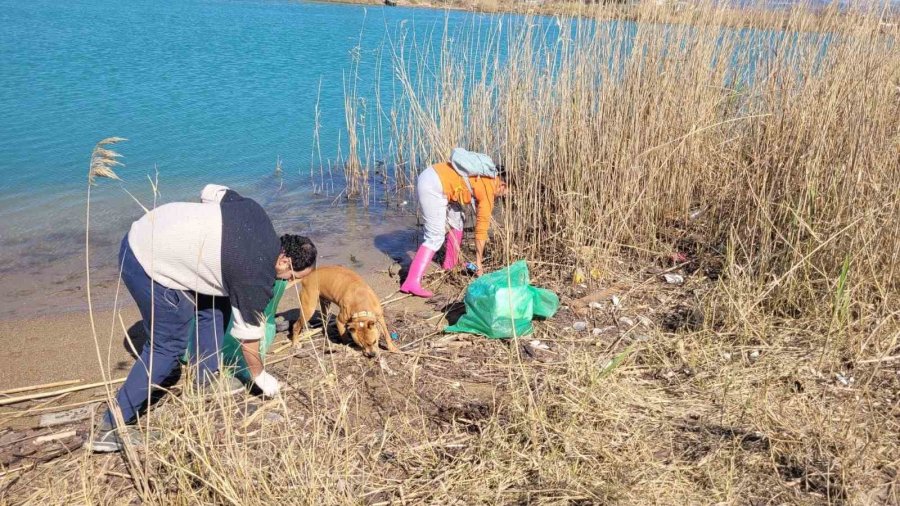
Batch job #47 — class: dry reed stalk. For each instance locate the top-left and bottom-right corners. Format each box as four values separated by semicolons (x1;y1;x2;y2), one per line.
84;137;127;415
0;379;83;397
0;378;126;407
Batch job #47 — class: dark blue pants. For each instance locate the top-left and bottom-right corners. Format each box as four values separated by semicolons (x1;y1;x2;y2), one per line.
102;235;231;427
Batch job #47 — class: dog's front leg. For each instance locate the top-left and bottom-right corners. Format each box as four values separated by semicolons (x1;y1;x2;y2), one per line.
379;317;400;353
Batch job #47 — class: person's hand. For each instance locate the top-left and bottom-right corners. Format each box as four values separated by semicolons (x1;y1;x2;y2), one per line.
253;370;281;397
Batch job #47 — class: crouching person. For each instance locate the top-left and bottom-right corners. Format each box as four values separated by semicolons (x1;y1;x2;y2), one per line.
88;184;317;453
401;149;507;297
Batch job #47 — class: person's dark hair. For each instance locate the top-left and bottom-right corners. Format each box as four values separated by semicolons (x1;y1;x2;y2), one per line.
280;234;317;272
495;163;507;180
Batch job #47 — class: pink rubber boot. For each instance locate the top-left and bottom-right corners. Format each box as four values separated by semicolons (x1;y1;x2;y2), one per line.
400;245;435;298
442;229;463;270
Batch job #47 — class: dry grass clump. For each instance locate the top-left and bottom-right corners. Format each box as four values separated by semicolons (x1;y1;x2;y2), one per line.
11;306;895;503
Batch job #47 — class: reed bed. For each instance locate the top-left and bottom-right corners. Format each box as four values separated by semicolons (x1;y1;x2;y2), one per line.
389;1;899;332
4;3;898;504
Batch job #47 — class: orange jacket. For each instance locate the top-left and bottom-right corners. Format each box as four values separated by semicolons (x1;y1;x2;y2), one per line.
432;162;499;242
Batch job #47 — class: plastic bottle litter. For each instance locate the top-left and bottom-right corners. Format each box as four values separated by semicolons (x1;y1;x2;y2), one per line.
836;373;855;386
572;321;589;331
662;273;684;285
529;340;550;351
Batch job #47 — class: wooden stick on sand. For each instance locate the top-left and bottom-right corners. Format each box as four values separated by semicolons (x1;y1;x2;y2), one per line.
0;379;83;397
0;378;125;407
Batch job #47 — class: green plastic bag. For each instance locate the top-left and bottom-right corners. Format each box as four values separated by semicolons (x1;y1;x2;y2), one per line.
183;279;288;382
445;260;559;339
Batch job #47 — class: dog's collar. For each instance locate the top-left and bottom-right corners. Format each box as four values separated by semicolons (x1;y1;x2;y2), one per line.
350;311;375;321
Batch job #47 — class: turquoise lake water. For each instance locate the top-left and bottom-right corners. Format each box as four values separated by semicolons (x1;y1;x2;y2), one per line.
1;0;469;208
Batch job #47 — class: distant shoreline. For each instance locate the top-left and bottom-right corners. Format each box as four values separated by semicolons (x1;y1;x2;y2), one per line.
307;0;899;31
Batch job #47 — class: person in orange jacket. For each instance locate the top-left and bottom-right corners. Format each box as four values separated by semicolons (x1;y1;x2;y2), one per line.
400;156;507;298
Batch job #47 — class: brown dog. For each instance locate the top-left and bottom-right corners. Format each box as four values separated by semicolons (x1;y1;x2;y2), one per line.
289;265;398;357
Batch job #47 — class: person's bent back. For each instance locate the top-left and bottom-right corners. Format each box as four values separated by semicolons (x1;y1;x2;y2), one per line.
89;185;316;453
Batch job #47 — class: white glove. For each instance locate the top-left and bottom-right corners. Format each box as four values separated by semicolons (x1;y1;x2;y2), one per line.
253;370;281;397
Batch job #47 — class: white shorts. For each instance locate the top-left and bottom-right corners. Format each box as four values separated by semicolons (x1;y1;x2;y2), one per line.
417;166;465;251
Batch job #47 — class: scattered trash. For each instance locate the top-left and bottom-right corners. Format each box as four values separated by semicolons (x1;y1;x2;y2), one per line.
689;208;705;220
399;200;408;206
638;316;653;327
671;252;688;263
572;268;586;285
611;295;621;308
33;430;76;445
835;373;855;386
588;301;603;310
529;340;550;351
749;350;760;361
722;352;732;361
572;321;589;331
662;273;684;285
465;262;478;273
664;371;677;380
619;316;635;327
389;331;400;341
378;356;397;376
592;328;603;336
39;403;99;428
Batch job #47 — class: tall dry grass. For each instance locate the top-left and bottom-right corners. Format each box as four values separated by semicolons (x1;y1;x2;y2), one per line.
389;2;899;339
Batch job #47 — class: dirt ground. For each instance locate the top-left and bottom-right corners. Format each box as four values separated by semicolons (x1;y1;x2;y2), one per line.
0;252;895;504
0;249;677;490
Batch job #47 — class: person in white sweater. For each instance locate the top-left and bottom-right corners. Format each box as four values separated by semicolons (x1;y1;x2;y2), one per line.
90;184;317;453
